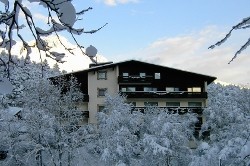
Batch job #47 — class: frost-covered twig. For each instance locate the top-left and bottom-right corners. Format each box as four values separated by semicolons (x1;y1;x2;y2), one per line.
209;17;250;64
0;0;106;78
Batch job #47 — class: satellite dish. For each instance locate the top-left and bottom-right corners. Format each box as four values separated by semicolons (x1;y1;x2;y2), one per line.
0;78;13;95
86;45;98;58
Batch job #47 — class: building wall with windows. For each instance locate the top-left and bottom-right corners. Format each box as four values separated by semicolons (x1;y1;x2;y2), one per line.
87;66;119;123
51;60;216;125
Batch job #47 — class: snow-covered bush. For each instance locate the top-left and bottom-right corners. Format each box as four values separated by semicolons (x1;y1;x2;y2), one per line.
191;83;250;166
97;94;198;166
141;107;197;166
0;52;61;106
97;94;143;165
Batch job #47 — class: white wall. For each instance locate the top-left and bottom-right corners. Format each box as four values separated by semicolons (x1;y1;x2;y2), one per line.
87;66;119;123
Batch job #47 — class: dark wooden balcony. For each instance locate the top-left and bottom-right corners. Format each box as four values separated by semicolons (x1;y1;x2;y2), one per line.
131;106;203;114
121;91;207;99
118;75;154;85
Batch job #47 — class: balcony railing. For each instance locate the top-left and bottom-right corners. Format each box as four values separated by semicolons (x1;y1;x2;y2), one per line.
118;75;154;84
131;106;203;114
121;91;207;98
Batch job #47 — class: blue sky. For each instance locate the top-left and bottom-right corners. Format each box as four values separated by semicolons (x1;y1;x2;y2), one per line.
2;0;250;85
72;0;250;85
78;0;250;57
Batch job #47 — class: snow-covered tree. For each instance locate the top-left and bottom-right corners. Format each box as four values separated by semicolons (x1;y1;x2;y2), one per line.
0;51;61;106
97;94;143;166
209;17;250;63
141;107;197;166
0;0;107;77
0;107;26;165
191;83;250;166
20;76;85;165
96;94;198;166
0;68;97;165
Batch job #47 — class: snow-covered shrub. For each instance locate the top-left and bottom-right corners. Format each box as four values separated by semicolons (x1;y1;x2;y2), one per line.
141;107;197;166
191;83;250;166
97;94;197;166
97;94;143;165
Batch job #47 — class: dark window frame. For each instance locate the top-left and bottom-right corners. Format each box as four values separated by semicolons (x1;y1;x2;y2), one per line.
140;72;146;78
166;102;180;107
154;73;161;79
97;71;107;80
144;87;157;92
97;88;107;97
122;72;129;77
166;87;179;92
98;105;105;112
188;102;202;107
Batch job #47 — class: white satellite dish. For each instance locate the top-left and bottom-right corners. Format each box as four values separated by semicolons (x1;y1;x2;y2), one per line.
86;45;98;58
0;78;14;95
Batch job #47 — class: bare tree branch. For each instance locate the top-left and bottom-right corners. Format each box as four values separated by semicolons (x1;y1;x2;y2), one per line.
209;17;250;64
0;0;106;78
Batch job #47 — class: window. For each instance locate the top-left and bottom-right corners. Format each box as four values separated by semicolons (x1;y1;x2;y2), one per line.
121;87;136;92
144;102;158;107
98;88;107;97
140;73;146;78
166;87;179;92
166;102;180;107
123;73;129;77
188;102;202;107
127;87;136;92
188;87;201;92
97;71;107;80
98;105;105;112
193;87;201;92
154;73;161;79
144;87;157;92
121;87;127;92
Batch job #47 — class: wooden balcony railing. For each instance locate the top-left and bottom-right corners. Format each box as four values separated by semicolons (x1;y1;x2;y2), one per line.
131;106;203;114
118;75;154;84
121;91;207;98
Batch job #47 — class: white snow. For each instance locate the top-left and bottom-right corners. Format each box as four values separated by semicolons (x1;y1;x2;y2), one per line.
7;107;22;116
0;0;8;6
0;35;107;72
240;141;250;159
57;1;76;27
0;77;14;95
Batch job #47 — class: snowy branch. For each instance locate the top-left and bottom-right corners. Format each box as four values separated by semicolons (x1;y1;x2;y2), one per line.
209;17;250;64
0;0;107;77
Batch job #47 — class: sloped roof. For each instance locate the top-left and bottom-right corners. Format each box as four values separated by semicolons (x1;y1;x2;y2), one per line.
59;59;217;84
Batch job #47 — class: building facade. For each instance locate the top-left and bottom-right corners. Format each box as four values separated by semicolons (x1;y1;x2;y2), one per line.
53;60;216;130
